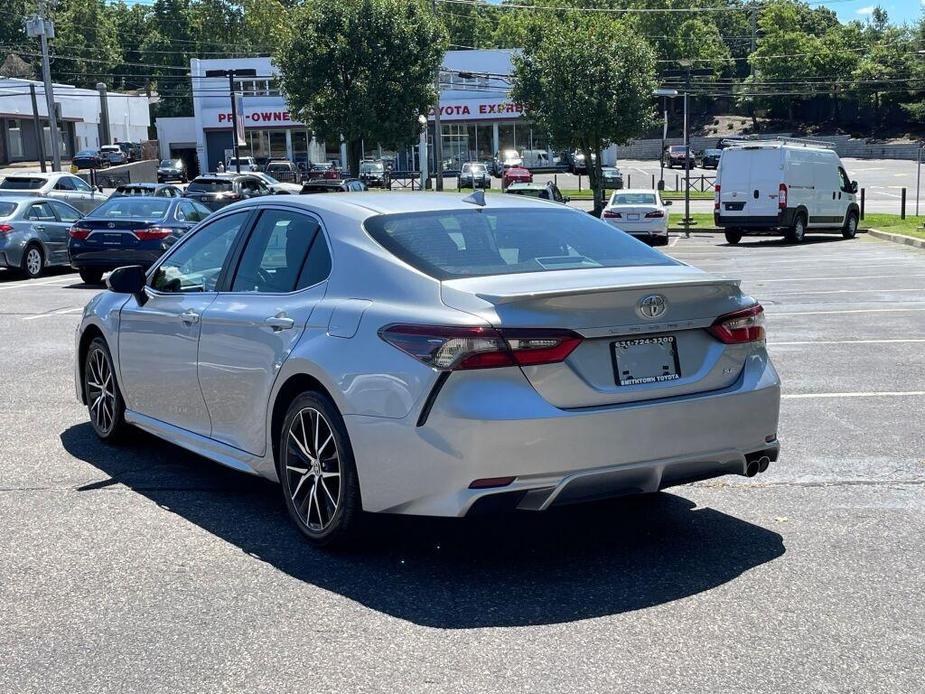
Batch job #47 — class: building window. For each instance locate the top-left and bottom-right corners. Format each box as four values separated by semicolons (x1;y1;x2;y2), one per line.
8;119;24;159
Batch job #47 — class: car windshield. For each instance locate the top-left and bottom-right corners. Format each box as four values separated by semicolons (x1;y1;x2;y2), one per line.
611;193;657;205
669;146;689;153
0;201;17;217
463;163;485;173
360;162;383;173
116;186;155;196
364;208;676;280
92;197;170;220
312;163;333;170
705;149;722;155
187;179;233;192
160;160;177;167
76;150;97;157
506;187;543;198
256;173;279;184
0;177;45;190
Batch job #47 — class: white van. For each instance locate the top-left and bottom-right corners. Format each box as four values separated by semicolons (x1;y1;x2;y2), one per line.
714;140;859;244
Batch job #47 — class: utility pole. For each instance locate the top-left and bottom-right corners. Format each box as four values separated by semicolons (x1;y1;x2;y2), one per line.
25;2;61;171
432;0;443;191
96;82;111;148
29;84;47;173
680;60;692;236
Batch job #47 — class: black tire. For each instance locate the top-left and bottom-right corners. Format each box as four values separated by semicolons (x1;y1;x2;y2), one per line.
786;213;807;243
79;269;104;285
20;243;44;279
842;211;858;239
724;230;743;245
278;391;362;548
84;337;128;441
653;235;670;247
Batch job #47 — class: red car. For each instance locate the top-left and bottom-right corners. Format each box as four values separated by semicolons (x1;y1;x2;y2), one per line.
502;166;533;188
307;162;340;180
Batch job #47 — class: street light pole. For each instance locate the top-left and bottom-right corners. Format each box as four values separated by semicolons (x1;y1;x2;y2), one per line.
917;142;923;217
680;60;692;236
654;88;678;191
432;0;443;191
25;5;61;171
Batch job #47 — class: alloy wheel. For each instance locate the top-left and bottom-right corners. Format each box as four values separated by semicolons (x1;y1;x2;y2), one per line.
86;347;116;434
285;407;342;533
25;248;42;277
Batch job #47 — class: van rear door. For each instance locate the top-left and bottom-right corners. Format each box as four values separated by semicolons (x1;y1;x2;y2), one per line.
718;147;781;220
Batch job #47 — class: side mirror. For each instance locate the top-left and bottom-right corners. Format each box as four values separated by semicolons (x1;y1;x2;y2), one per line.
107;265;146;297
664;199;673;206
564;196;571;203
851;181;858;194
96;184;104;193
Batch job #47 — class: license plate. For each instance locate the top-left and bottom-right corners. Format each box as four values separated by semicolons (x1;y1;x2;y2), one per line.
611;335;681;386
627;213;640;221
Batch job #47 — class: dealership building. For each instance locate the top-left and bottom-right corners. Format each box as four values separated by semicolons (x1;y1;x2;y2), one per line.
0;78;150;165
157;50;573;175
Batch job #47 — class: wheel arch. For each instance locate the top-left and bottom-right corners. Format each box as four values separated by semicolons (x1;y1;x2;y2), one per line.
77;324;106;404
269;372;339;470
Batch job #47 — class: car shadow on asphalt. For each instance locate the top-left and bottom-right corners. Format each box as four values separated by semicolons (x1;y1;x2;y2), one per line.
0;267;75;284
61;422;785;628
721;236;849;248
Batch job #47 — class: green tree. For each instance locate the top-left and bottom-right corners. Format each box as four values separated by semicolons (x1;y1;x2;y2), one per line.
110;1;153;91
274;0;445;176
511;15;657;214
51;0;121;88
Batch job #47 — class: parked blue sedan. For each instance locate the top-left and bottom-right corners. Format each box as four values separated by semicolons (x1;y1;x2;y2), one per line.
67;195;212;285
0;196;83;279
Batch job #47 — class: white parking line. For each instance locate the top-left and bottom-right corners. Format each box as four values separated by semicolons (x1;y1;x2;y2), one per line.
769;307;925;317
772;339;925;345
0;277;74;291
782;391;925;399
754;274;925;283
21;307;83;321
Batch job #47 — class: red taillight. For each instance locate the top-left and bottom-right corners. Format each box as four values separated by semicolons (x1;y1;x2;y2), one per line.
778;183;787;210
602;210;622;219
379;324;583;371
645;210;665;218
133;227;172;240
714;184;721;211
68;226;91;240
708;304;765;344
0;223;13;234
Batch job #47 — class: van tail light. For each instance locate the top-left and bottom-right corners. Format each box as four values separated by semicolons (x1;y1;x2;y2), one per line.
602;210;622;219
778;183;787;210
714;184;720;211
379;324;583;371
645;210;665;218
133;227;172;241
68;226;91;240
708;304;765;344
0;224;13;234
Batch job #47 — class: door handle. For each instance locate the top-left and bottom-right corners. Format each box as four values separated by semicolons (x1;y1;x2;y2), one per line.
179;310;200;324
264;315;294;331
33;224;46;231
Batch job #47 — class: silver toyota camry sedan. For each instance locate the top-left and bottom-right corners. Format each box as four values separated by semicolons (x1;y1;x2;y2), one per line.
74;192;781;546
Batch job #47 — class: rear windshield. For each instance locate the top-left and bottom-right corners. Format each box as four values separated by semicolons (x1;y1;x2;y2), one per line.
505;187;543;198
360;162;383;172
187;179;233;192
669;146;688;152
160;160;178;167
364;208;676;280
0;201;17;217
0;177;45;190
611;193;657;205
116;186;154;196
92;198;170;219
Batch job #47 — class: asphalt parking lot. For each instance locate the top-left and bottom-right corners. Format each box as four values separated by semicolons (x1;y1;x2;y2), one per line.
1;231;923;692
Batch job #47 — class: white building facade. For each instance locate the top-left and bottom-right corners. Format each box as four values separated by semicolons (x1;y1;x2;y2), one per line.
170;50;566;174
0;78;150;165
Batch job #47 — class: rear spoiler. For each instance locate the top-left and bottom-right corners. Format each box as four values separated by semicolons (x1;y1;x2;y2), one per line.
474;276;741;305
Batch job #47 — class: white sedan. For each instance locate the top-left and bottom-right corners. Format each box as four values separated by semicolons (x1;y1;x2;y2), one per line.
602;189;671;246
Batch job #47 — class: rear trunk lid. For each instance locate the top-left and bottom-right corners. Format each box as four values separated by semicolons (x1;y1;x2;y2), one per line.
718;147;782;218
442;265;755;408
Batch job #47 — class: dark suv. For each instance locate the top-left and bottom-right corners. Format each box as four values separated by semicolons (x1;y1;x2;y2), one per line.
182;174;271;211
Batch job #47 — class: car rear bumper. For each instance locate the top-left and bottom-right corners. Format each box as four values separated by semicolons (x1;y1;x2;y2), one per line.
69;248;165;271
345;354;781;517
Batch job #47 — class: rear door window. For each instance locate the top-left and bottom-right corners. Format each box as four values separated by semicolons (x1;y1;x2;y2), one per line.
27;202;56;221
230;210;322;293
48;200;81;222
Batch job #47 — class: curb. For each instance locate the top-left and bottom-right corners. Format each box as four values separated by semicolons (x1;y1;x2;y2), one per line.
867;228;925;249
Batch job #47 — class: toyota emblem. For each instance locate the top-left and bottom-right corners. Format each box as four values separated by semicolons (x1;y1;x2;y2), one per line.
638;294;667;319
107;222;115;229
